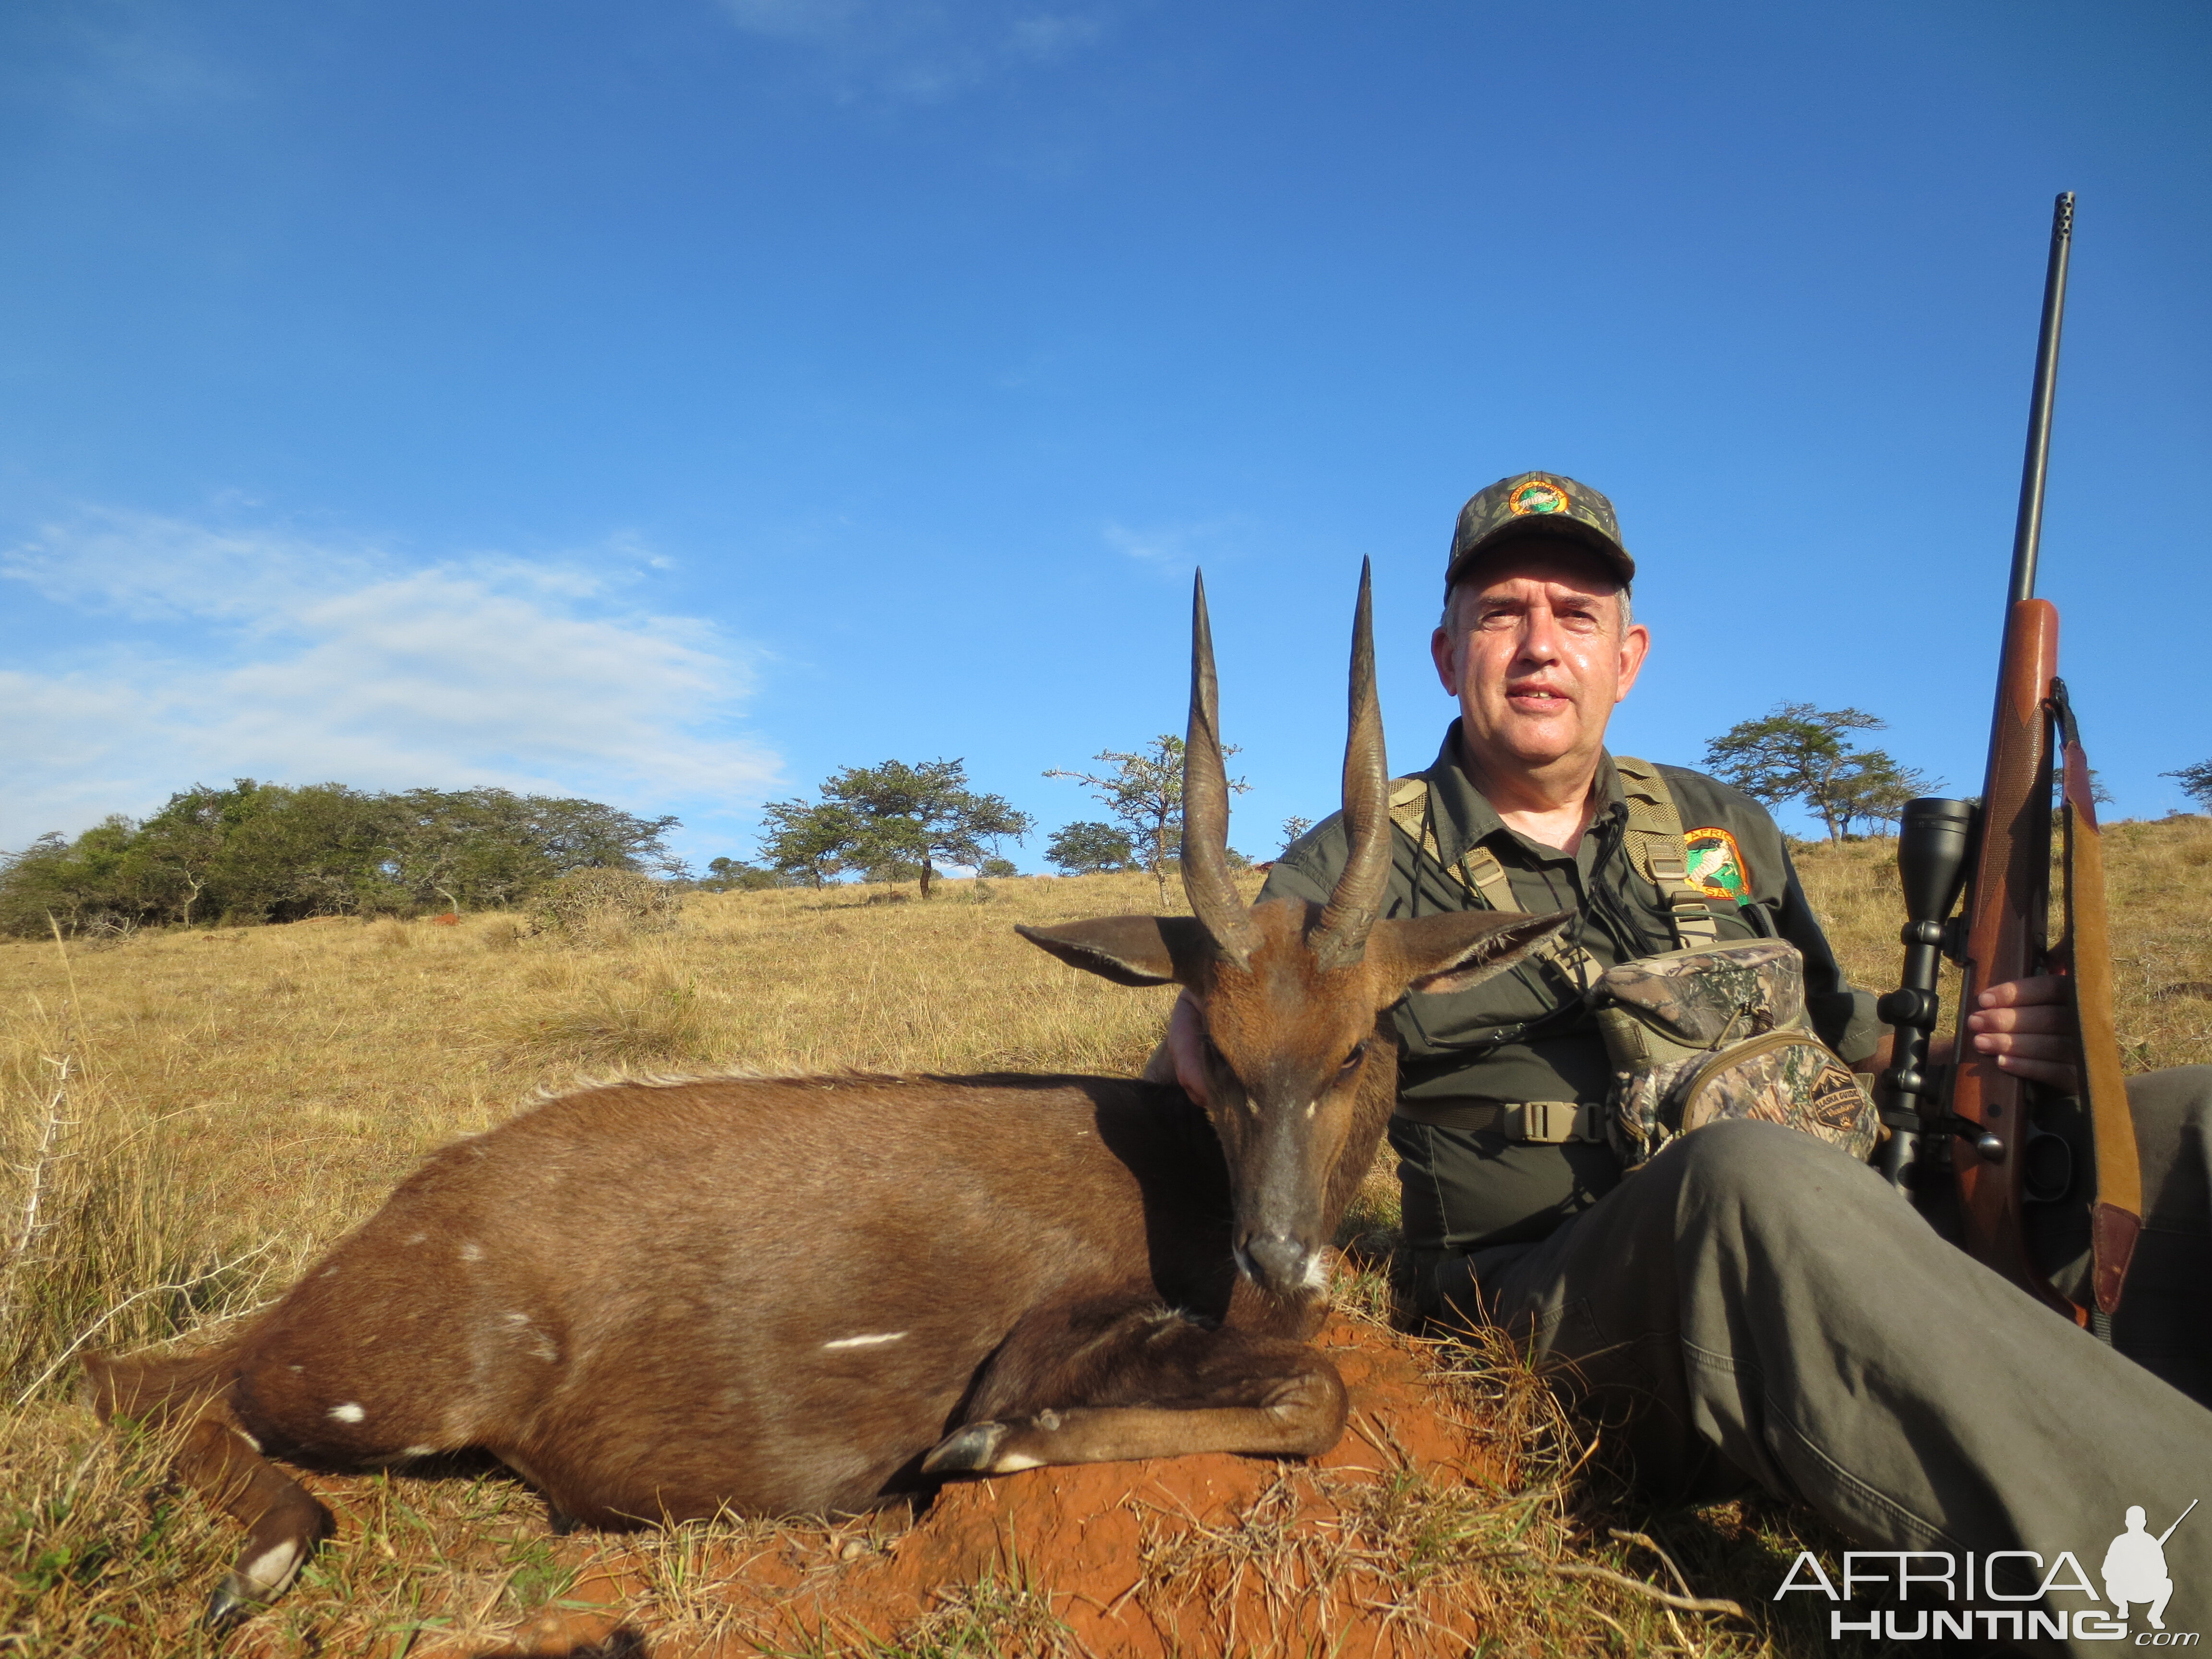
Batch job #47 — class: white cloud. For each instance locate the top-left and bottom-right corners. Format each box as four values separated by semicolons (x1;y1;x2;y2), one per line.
715;0;1118;101
1103;515;1256;578
0;510;781;850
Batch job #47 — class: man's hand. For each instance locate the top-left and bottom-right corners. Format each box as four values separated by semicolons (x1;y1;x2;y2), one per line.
1948;974;2082;1093
1162;989;1211;1108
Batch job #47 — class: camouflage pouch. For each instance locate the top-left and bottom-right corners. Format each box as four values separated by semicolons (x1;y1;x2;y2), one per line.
1590;939;1879;1171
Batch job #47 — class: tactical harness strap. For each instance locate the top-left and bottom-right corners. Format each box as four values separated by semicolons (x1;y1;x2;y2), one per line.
1385;758;1716;962
1613;757;1722;947
1386;759;1719;1144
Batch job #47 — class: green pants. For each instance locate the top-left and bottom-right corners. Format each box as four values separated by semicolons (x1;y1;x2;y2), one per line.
1419;1069;2212;1654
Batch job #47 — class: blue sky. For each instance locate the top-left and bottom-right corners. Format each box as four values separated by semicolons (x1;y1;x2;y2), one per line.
3;1;2207;871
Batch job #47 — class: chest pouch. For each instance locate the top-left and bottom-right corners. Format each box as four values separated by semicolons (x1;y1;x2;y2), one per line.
1590;938;1878;1171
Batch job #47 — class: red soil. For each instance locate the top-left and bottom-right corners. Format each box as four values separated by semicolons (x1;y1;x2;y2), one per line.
453;1316;1515;1659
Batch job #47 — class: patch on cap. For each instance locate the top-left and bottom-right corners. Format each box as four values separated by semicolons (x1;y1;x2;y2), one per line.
1684;827;1752;904
1507;479;1572;517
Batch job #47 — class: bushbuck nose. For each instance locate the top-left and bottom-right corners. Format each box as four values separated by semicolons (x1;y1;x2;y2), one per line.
1241;1233;1312;1294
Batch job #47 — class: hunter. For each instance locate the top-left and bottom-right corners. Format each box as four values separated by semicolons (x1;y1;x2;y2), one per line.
1158;471;2212;1645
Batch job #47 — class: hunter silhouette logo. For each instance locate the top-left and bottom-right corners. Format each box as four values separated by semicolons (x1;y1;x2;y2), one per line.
1775;1496;2200;1642
2107;1501;2197;1632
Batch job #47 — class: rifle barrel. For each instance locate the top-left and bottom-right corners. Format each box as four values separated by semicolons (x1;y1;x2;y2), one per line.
2158;1498;2200;1546
2009;192;2075;606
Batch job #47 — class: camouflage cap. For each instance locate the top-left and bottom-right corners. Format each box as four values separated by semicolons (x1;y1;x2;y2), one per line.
1444;471;1634;595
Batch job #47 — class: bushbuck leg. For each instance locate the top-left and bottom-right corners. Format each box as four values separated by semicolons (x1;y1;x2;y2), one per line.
922;1295;1347;1475
84;1351;337;1627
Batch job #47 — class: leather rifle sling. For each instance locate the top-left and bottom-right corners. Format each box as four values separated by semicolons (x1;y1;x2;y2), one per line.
2051;680;2142;1314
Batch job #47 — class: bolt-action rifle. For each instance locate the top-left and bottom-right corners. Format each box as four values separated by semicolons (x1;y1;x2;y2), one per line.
1875;193;2143;1331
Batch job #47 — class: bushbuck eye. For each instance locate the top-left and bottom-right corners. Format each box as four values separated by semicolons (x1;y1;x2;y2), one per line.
1340;1042;1369;1073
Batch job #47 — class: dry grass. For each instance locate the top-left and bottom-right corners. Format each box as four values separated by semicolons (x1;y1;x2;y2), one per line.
1791;812;2212;1074
2;824;2207;1656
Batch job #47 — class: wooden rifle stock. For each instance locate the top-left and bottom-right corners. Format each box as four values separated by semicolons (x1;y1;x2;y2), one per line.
1949;600;2065;1312
1946;609;2142;1321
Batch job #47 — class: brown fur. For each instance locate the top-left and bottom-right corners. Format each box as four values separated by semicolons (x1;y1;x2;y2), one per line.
82;565;1568;1625
82;898;1561;1623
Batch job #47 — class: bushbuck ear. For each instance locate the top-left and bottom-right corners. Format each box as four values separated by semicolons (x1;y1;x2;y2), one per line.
1381;910;1575;997
1015;917;1216;988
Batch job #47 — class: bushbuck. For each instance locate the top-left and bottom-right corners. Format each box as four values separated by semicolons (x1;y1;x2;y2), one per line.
85;565;1568;1627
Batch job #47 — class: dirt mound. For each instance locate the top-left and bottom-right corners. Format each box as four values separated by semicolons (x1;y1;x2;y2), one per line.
458;1317;1529;1658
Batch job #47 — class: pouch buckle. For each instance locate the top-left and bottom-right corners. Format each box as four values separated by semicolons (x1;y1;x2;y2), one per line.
1510;1101;1599;1143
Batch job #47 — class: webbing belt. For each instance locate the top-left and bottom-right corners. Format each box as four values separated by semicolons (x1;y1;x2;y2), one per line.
1394;1097;1605;1142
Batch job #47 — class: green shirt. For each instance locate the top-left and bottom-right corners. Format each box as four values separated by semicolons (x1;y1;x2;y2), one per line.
1260;721;1879;1249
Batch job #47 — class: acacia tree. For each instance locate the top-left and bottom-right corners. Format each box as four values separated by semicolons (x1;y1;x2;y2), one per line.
1823;751;1936;837
1701;703;1934;841
761;760;1030;897
1046;735;1248;903
825;760;1032;898
128;790;228;926
1045;821;1135;876
700;857;778;892
757;799;858;889
2164;760;2212;812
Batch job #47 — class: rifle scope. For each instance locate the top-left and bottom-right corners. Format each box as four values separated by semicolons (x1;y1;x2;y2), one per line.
1878;796;1979;1188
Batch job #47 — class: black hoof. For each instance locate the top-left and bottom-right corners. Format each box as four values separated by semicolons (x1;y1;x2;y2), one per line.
920;1420;1009;1475
204;1578;257;1633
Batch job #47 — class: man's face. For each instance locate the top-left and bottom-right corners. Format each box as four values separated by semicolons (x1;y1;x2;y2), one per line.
1430;542;1649;777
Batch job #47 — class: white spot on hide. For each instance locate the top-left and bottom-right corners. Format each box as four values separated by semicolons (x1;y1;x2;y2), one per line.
822;1332;908;1350
233;1429;263;1454
242;1539;301;1594
288;1364;303;1373
499;1310;560;1363
403;1233;426;1246
459;1241;483;1262
328;1402;365;1423
1304;1253;1331;1291
400;1443;437;1458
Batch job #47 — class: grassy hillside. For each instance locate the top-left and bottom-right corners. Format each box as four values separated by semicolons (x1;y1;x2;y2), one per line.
1791;814;2212;1075
2;820;2206;1654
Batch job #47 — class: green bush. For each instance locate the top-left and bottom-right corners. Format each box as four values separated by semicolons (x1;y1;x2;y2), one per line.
0;781;684;937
